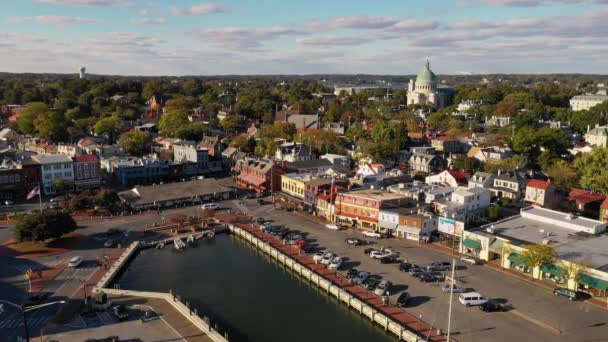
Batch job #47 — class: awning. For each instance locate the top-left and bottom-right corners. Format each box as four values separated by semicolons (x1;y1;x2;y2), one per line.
489;239;504;253
508;252;527;265
579;274;608;290
540;264;565;277
463;238;482;250
397;226;420;234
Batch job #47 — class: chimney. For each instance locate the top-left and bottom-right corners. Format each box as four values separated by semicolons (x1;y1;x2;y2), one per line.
497;169;502;176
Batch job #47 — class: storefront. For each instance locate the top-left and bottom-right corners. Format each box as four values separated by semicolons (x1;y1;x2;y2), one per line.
578;273;608;297
488;238;504;261
508;252;532;275
540;263;567;286
396;226;421;241
462;237;482;257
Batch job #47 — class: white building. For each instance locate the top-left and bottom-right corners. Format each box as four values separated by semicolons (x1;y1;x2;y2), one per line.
320;153;351;169
434;187;491;224
32;154;74;194
275;142;311;162
407;60;451;109
570;93;608;111
585;124;608;148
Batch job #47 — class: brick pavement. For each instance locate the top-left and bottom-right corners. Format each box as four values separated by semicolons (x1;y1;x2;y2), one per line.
30;263;67;293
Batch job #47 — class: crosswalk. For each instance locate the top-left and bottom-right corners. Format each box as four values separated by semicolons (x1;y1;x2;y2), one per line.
13;263;47;273
53;265;97;283
64;315;87;329
0;314;52;329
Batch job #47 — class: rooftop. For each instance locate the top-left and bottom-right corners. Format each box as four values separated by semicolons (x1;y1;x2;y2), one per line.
286;158;332;170
477;206;608;269
344;188;408;201
32;154;72;164
118;179;232;207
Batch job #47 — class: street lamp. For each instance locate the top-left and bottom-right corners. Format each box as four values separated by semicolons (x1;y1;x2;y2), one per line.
0;299;65;342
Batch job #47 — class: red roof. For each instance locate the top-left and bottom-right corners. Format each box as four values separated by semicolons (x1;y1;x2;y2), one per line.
602;197;608;209
433;136;457;142
73;155;98;163
527;179;552;190
568;189;606;205
447;169;469;185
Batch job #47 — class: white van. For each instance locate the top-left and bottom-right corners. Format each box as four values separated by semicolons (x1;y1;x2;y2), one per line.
201;203;219;210
459;292;488;307
67;256;83;267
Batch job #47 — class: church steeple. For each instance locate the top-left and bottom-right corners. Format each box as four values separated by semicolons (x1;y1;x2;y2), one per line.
425;59;430;69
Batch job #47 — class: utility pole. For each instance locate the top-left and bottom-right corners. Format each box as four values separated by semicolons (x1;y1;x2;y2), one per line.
447;259;456;341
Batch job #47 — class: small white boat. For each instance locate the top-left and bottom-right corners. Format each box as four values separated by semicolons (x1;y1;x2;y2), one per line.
174;238;186;250
186;235;195;244
156;242;165;249
206;230;215;239
194;233;204;240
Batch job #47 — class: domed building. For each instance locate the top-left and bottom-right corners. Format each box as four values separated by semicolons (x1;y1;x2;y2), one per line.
407;60;451;109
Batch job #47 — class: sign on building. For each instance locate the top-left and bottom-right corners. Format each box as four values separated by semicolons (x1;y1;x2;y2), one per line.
438;217;464;236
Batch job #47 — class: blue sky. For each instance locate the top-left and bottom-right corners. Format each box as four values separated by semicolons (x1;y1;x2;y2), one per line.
1;0;607;75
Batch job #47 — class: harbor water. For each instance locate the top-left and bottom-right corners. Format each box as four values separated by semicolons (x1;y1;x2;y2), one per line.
116;234;396;342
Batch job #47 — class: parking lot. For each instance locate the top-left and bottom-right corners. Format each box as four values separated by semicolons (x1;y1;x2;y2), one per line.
234;198;608;342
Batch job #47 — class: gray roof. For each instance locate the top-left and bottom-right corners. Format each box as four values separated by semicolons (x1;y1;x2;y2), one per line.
286;158;332;171
118;179;232;207
32;154;72;164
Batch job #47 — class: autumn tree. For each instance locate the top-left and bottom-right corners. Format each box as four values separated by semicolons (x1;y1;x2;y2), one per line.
94;115;123;142
521;244;557;268
158;110;189;137
18;102;49;134
118;130;152;156
573;148;608;193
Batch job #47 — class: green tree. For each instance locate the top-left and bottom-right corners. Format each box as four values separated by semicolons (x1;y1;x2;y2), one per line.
547;160;579;188
118;130;152;156
176;122;209;141
229;133;256;153
18;102;49;134
573;147;608;193
34;111;67;141
94;116;124;142
487;205;502;221
220;115;244;133
521;244;558;268
14;210;77;242
158;110;189;137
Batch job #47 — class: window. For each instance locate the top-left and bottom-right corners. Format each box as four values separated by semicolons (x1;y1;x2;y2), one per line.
43;165;51;171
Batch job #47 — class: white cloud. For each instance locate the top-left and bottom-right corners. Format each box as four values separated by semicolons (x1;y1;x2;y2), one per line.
130;17;167;25
296;36;374;46
459;0;605;6
170;2;227;16
7;15;98;26
37;0;134;6
185;26;302;49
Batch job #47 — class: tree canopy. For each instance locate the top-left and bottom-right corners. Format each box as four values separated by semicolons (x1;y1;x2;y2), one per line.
14;210;77;242
118;130;153;156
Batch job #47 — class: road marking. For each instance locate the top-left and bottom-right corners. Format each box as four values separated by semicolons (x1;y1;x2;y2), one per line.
510;309;561;334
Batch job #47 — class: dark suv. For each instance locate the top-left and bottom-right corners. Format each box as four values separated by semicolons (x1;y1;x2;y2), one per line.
553;288;585;301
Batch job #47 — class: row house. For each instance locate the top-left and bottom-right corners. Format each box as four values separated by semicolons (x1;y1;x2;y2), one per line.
235;159;282;194
490;169;529;201
112;157;170;187
275;142;311;162
333;189;412;231
388;181;455;204
0;159;24;200
397;213;437;241
524;179;557;209
468;171;496;189
434;187;491;225
320;154;350;169
431;137;461;153
173;144;209;174
32;154;74;195
72;155;101;190
408;153;444;175
57;144;83;157
379;206;421;236
567;189;606;220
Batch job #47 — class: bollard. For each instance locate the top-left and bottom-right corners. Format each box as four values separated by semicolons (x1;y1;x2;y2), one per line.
194;308;198;316
224;331;229;340
215;323;219;331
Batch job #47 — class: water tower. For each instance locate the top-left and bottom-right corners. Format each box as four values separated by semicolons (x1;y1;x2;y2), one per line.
79;66;86;79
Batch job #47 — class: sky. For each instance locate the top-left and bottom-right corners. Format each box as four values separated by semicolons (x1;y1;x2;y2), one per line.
1;0;607;76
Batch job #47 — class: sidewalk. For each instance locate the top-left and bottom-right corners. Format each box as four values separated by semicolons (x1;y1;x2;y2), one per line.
30;263;67;293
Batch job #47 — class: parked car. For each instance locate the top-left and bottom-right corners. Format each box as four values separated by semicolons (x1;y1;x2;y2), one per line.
255;217;265;224
201;203;218;210
362;230;382;239
427;262;451;272
363;248;377;255
328;256;343;270
346;269;359;279
325;224;341;231
345;238;363;245
363;277;381;290
313;251;325;262
418;273;437;283
112;305;129;320
460;256;480;265
380;255;398;264
479;301;505;312
67;256;83;267
104;236;123;248
374;280;392;296
441;284;466;293
286;234;303;245
320;252;336;265
396;292;410;307
353;271;370;285
408;267;426;277
370;250;389;259
459;292;488;307
553;287;585;301
300;245;315;254
399;262;415;272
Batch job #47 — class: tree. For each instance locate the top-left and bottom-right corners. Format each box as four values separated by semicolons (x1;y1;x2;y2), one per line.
94;115;123;142
220;115;243;133
158;110;189;137
229;133;256;153
547;160;579;188
573;147;608;193
176;122;209;141
164;96;196;111
118;130;152;156
14;209;77;242
521;244;557;268
487;205;502;221
34;111;68;142
18;102;49;134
